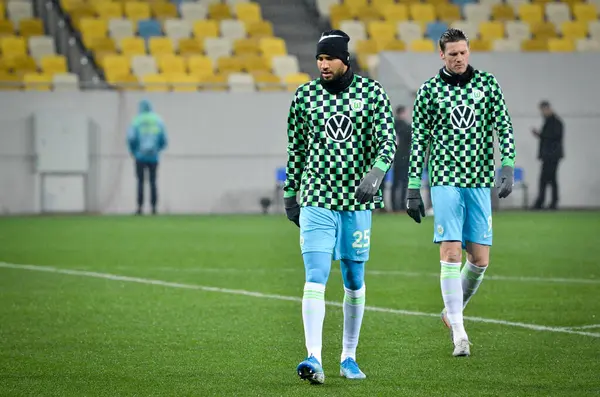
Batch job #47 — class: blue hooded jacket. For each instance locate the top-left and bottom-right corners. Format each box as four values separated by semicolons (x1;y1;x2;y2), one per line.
127;100;168;163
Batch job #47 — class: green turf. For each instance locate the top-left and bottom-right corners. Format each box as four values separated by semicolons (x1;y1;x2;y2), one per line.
0;212;599;396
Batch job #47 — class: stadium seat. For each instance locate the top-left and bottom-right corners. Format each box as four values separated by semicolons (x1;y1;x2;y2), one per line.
505;20;531;41
187;55;214;76
576;38;600;51
142;73;169;91
491;4;516;21
409;38;435;52
235;2;262;23
382;4;409;22
426;22;448;43
469;38;492;51
381;39;406;51
548;37;575;52
217;55;244;75
1;36;26;59
242;54;269;73
518;4;544;24
561;21;588;39
521;38;548;51
435;4;461;22
220;19;247;40
530;21;558;39
208;3;232;20
284;72;310;91
464;4;492;23
316;0;340;17
329;4;353;30
23;72;52;91
9;55;37;75
590;21;600;40
545;3;571;27
228;72;255;92
204;37;233;61
125;2;151;22
479;21;505;40
7;1;33;23
95;2;123;19
409;4;436;26
131;55;157;77
355;39;380;69
109;19;134;42
193;20;219;40
573;3;598;23
259;37;286;59
151;2;178;20
18;19;44;38
492;38;521;51
0;71;21;90
245;21;273;38
178;38;203;56
233;38;260;55
28;36;56;62
180;3;208;21
253;71;283;91
149;37;174;56
120;37;146;56
158;55;186;74
397;21;423;43
164;20;191;50
53;72;80;90
103;54;130;79
0;20;14;36
367;21;397;47
41;55;67;75
450;21;479;41
201;72;228;91
340;20;367;51
271;54;299;79
167;72;198;92
138;19;162;40
80;18;108;44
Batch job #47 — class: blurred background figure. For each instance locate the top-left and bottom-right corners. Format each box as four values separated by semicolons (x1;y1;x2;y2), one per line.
127;99;168;215
531;100;564;210
391;105;411;212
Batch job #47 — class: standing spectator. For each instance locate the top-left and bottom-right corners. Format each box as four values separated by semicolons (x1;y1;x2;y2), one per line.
532;100;563;210
127;99;168;215
391;105;411;212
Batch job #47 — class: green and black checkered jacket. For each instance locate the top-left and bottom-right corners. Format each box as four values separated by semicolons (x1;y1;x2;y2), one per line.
408;68;516;189
283;74;396;211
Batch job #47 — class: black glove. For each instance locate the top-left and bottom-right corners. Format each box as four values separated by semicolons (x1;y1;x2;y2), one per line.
354;167;385;204
497;165;514;199
406;188;425;223
284;196;300;227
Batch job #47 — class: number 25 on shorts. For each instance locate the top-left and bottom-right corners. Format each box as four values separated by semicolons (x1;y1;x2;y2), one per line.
352;229;370;248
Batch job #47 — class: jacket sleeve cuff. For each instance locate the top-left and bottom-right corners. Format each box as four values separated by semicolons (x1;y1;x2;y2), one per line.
408;178;422;189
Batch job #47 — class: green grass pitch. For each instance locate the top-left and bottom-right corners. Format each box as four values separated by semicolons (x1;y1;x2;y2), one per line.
0;211;599;396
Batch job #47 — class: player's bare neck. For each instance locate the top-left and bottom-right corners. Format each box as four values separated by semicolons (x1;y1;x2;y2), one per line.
320;66;354;95
440;65;475;87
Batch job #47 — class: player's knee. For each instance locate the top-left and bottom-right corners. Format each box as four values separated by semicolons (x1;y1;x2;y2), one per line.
305;267;329;284
303;252;332;285
440;243;462;263
467;253;489;267
340;259;365;290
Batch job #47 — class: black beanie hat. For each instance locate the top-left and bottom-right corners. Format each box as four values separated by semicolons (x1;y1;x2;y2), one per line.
316;30;350;66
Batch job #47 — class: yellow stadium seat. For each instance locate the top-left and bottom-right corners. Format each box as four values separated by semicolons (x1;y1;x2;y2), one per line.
561;21;588;39
548;37;575;51
0;3;5;21
367;21;396;46
409;4;436;24
356;5;382;22
561;0;583;13
409;38;435;52
95;2;123;19
241;54;269;73
217;56;244;75
193;20;219;40
124;2;151;22
253;71;283;91
200;72;227;91
491;4;515;21
107;73;140;91
427;0;449;4
0;71;21;90
80;18;107;42
142;73;169;91
60;0;82;13
102;54;130;76
19;19;44;38
235;3;262;23
1;36;26;58
479;21;505;40
436;4;461;23
530;21;558;39
355;39;380;69
246;21;273;38
259;37;287;57
149;37;174;56
41;55;67;75
151;2;177;19
10;55;37;75
381;4;409;21
381;39;406;51
234;38;260;56
345;0;369;8
573;4;598;22
521;38;548;51
158;55;185;74
469;39;492;51
329;4;353;30
284;72;311;91
178;38;203;56
187;55;214;77
208;3;232;20
0;20;14;36
518;4;544;24
168;72;199;92
120;37;146;56
23;72;52;91
70;5;96;31
372;0;396;8
89;36;116;53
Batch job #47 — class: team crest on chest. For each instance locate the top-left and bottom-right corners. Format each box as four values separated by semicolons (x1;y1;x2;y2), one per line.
470;89;485;102
351;99;364;112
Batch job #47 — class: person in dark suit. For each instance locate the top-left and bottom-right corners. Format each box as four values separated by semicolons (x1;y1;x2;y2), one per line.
532;101;563;210
391;105;412;212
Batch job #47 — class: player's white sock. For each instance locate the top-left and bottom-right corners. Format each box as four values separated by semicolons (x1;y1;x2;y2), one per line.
302;282;326;364
341;284;366;362
440;261;468;343
462;260;487;309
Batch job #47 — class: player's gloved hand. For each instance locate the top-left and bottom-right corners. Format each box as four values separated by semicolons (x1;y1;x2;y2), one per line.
406;188;425;223
284;196;300;228
354;167;386;204
497;165;514;199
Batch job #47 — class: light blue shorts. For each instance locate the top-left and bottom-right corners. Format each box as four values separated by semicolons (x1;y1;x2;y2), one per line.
430;186;492;248
299;206;372;261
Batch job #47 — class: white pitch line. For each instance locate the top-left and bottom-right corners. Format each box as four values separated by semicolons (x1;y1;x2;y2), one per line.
1;262;599;339
145;266;600;285
560;324;600;331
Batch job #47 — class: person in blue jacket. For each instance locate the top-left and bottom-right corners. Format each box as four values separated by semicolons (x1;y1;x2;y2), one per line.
127;99;168;215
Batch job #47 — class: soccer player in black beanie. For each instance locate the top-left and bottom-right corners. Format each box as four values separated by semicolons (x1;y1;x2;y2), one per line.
283;29;397;384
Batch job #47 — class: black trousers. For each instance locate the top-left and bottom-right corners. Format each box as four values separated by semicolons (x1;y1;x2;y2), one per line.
534;159;560;208
136;160;158;210
391;165;409;212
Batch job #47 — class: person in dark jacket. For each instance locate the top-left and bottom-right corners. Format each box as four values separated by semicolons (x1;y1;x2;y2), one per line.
127;99;168;215
391;105;412;212
531;100;563;210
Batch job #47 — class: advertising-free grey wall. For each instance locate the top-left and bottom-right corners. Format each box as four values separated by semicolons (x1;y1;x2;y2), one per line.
377;53;600;209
